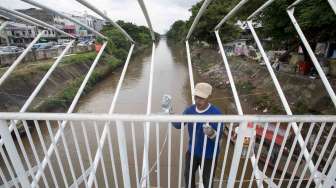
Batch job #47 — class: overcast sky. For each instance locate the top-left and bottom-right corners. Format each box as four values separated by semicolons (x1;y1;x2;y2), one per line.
1;0;199;34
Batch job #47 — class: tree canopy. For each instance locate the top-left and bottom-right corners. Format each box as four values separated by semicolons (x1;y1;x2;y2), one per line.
97;20;156;61
167;0;336;49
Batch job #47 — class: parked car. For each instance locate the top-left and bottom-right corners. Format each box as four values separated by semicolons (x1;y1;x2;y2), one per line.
0;46;24;54
50;44;67;49
32;42;54;50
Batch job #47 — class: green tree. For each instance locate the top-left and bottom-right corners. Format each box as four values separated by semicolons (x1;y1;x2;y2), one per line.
97;21;155;61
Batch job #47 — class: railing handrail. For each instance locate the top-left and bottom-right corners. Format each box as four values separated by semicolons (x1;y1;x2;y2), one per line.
0;112;335;122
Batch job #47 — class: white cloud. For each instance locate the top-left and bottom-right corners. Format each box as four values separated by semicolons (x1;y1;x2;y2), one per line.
0;0;199;34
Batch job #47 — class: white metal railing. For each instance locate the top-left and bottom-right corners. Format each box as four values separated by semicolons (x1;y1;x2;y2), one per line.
0;114;336;188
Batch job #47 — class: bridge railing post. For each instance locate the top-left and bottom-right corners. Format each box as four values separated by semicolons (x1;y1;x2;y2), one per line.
0;120;30;187
227;121;249;188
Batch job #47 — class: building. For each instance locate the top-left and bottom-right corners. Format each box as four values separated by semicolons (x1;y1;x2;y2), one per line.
1;8;105;46
0;21;37;47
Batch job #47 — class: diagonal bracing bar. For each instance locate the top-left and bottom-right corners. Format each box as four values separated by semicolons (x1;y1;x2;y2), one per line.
0;9;43;28
185;1;215;187
75;2;137;187
0;6;75;38
246;20;319;186
86;44;135;188
20;0;108;39
0;21;8;32
0;31;45;87
137;0;155;41
186;0;214;40
286;7;336;108
75;0;135;43
213;1;265;187
31;42;109;187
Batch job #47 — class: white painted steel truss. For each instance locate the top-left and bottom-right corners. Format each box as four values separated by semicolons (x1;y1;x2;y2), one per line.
0;0;335;188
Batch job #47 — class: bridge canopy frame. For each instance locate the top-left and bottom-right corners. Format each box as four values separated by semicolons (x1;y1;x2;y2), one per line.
0;0;335;188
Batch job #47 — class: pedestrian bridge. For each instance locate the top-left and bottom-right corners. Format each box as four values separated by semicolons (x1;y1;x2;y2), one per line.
0;0;336;187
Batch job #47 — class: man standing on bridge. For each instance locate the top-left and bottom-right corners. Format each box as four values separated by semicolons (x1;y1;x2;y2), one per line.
172;82;223;188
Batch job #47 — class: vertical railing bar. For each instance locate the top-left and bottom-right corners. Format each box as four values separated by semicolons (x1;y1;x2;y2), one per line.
238;133;254;188
296;123;326;187
320;141;336;186
69;121;89;187
107;126;119;188
275;122;303;187
87;44;134;188
218;123;233;188
0;120;30;188
0;146;19;188
155;122;160;188
248;122;269;188
324;154;336;187
141;43;156;188
0;31;45;87
168;122;172;188
269;122;295;185
131;122;139;188
45;120;69;187
33;120;59;188
93;122;109;188
187;122;197;188
287;8;336;108
199;129;208;186
261;122;281;179
0;39;74;146
116;120;131;188
20;0;107;39
208;123;222;188
81;121;99;188
56;120;78;188
0;166;10;188
285;123;315;187
33;42;108;185
0;21;8;32
305;123;336;187
21;120;49;188
247;20;317;184
178;122;185;188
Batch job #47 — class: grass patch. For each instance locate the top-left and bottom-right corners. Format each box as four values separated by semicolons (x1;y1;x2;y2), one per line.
32;54;117;112
236;81;255;94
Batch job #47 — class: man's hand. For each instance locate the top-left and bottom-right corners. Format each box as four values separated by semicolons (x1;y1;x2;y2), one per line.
203;125;216;139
